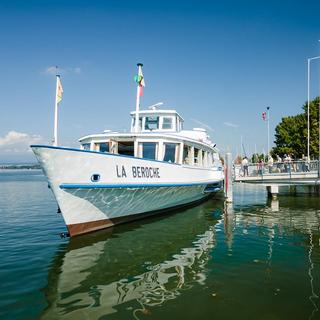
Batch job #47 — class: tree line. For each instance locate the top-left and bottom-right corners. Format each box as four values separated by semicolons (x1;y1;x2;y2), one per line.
272;97;320;159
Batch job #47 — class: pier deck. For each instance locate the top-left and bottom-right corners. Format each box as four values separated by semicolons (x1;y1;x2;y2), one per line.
233;160;320;197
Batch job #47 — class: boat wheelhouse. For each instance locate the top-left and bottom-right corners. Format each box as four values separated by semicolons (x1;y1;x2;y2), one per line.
31;64;224;237
79;107;221;169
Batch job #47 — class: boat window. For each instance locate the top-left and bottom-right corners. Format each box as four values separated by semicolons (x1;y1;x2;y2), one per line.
91;174;100;182
213;152;220;163
183;145;188;164
162;117;173;129
98;142;109;153
183;145;192;165
145;116;159;130
163;143;177;163
141;142;158;160
82;143;90;150
194;148;199;165
208;153;213;166
199;150;203;166
118;141;134;156
203;151;208;167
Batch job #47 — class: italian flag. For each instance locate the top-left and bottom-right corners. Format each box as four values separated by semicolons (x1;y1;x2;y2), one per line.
135;68;145;96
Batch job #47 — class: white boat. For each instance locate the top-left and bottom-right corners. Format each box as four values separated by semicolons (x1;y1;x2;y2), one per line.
31;65;224;236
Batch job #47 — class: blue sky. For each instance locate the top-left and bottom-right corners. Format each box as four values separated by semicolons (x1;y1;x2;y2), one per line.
1;0;320;162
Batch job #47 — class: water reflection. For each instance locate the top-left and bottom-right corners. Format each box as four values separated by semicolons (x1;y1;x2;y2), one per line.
228;189;320;320
41;200;224;319
42;188;320;320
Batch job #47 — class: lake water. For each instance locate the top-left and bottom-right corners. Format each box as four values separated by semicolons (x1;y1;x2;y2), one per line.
0;170;320;320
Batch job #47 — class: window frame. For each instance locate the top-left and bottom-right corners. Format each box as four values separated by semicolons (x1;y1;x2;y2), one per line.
163;142;178;163
82;143;91;151
144;116;160;131
138;141;159;160
162;117;174;130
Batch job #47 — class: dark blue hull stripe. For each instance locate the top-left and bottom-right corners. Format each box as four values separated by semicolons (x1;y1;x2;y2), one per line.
60;181;220;189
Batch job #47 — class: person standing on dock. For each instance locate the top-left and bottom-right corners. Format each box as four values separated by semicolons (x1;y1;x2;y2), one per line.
267;155;274;173
242;156;249;176
303;155;310;172
258;158;264;175
276;155;282;172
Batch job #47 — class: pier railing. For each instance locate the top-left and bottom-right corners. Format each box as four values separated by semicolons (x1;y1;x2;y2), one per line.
234;160;319;180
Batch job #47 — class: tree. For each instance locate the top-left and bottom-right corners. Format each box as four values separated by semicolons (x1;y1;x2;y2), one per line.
273;97;320;159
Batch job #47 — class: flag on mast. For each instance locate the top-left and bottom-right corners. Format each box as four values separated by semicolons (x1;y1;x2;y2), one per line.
134;66;145;96
53;73;63;146
262;111;267;121
56;76;63;104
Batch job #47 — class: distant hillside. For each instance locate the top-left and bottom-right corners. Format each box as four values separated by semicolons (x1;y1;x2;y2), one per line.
0;163;41;170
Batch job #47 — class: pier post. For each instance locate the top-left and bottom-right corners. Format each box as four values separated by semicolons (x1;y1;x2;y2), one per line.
267;185;279;199
225;153;233;202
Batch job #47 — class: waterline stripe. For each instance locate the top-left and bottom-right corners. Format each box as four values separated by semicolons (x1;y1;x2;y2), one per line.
60;181;220;189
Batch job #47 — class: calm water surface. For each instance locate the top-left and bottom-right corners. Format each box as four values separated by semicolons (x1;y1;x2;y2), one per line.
0;171;320;319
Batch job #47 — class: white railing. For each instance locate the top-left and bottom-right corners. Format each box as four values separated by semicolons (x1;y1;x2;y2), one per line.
234;160;319;178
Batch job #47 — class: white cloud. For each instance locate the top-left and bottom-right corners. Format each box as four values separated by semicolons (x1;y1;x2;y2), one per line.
43;66;82;75
0;131;43;153
223;122;239;128
44;66;58;75
190;118;215;132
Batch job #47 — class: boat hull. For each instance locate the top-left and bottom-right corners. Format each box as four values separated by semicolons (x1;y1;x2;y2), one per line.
31;145;224;236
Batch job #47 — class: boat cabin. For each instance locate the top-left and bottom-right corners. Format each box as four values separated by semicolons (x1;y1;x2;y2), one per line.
130;109;184;133
79;108;221;168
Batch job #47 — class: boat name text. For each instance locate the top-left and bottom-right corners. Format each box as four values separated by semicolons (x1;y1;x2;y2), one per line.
116;165;160;178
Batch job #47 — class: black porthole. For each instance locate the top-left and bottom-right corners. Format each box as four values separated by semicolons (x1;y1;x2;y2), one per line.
91;174;100;182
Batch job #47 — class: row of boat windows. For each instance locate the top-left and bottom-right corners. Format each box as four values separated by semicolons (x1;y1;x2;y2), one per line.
82;141;217;166
132;116;182;131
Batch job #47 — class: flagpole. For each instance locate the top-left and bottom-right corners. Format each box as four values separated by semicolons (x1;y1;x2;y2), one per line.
135;63;143;133
267;106;270;155
53;74;60;146
308;58;310;160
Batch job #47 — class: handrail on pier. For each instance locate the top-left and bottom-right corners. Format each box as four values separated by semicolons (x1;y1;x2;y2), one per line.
233;160;320;183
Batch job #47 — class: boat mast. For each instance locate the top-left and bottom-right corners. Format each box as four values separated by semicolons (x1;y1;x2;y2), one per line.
134;63;144;133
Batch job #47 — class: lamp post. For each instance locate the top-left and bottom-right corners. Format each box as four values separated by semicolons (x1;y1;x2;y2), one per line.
307;56;320;160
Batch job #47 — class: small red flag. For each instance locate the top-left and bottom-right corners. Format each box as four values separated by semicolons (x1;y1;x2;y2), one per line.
262;112;266;121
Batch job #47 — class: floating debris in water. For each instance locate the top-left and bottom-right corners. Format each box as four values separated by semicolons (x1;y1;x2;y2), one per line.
141;308;151;315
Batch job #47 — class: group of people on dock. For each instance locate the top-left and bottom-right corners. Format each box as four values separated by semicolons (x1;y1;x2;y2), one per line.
240;154;311;177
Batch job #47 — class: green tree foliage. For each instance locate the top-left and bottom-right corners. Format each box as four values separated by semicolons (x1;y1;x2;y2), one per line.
273;97;320;159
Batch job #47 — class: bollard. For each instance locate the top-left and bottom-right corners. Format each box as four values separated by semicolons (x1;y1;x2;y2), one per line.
224;152;233;202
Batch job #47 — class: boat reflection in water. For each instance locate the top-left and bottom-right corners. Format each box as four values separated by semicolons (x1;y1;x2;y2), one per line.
42;185;320;320
41;199;224;319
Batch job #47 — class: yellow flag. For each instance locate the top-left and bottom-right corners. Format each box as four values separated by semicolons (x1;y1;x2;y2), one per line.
56;76;63;104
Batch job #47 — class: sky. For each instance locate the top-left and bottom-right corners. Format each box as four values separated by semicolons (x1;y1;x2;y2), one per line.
1;0;320;162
